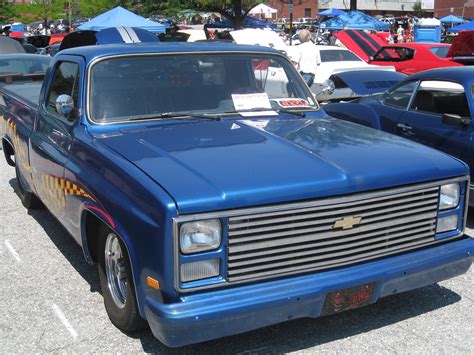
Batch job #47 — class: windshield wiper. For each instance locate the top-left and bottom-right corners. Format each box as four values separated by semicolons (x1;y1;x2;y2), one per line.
128;112;221;122
224;107;308;117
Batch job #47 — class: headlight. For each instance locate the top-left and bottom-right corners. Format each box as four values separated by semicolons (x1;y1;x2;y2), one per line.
436;214;459;233
180;220;221;254
321;79;335;96
439;183;460;210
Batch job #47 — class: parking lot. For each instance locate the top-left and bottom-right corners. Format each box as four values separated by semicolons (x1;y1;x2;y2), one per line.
0;155;472;354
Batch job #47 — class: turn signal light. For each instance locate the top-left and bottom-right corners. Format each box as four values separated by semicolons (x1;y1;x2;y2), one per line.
146;276;160;290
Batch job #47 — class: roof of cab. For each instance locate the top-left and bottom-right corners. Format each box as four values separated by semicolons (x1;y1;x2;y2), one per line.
58;41;281;63
406;67;474;85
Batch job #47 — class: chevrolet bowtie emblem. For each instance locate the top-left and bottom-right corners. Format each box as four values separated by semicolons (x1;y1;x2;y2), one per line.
333;216;362;230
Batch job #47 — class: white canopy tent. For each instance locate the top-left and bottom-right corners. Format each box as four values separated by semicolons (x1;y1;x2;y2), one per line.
249;4;278;18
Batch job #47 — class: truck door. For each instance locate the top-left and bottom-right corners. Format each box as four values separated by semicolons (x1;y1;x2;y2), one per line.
29;59;82;220
397;79;473;169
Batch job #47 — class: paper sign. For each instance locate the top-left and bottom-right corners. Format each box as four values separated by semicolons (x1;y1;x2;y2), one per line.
231;93;272;111
275;98;311;108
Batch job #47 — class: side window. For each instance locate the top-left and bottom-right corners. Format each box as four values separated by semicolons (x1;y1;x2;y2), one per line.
46;61;80;121
410;80;471;118
382;81;418;109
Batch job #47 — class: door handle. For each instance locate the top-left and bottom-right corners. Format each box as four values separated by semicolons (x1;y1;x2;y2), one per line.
397;123;412;131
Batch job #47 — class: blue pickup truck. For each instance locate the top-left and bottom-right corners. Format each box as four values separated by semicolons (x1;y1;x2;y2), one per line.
1;42;473;347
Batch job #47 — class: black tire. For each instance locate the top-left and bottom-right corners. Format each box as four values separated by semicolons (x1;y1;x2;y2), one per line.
15;162;43;209
97;224;146;332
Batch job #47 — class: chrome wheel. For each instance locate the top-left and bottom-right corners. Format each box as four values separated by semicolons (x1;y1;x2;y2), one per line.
104;232;128;309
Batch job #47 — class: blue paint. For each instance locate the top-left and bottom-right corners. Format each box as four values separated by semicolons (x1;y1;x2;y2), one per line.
0;44;472;347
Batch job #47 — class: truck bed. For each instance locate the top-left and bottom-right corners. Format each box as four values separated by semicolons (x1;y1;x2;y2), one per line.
1;81;43;108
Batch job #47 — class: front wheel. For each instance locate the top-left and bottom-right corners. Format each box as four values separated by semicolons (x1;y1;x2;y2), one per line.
97;226;146;332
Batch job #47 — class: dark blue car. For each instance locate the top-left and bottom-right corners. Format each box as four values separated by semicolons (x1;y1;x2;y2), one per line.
328;67;474;204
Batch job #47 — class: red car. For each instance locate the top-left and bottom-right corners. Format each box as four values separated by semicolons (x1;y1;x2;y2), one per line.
335;30;462;75
367;43;462;75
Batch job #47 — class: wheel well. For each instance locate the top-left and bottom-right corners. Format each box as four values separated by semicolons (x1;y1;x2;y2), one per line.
84;211;104;263
2;138;15;166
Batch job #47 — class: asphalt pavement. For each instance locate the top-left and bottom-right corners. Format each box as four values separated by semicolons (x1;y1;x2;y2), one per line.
1;155;473;354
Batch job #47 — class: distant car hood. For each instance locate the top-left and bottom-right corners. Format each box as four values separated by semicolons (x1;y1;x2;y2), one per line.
331;70;406;95
446;31;474;58
95;114;467;214
317;62;395;83
334;29;388;62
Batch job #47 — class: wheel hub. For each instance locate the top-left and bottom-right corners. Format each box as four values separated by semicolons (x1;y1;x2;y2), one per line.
104;233;128;309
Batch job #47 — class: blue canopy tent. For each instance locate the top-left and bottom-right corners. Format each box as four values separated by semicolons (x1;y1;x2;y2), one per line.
208;16;276;29
448;20;474;32
320;10;390;31
317;8;345;17
78;6;166;33
440;15;465;24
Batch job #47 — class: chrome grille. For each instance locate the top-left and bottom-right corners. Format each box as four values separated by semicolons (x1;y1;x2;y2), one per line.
227;185;440;283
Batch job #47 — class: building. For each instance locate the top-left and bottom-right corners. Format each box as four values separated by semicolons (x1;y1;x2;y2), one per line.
434;0;474;18
317;0;434;16
268;0;320;19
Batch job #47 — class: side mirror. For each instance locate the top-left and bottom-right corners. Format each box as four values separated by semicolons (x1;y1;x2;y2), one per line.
442;113;470;127
56;94;74;117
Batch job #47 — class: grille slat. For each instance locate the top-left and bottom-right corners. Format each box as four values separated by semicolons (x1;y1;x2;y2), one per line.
228;238;441;282
226;184;443;283
229;187;439;223
229;192;438;230
229;197;438;237
228;232;434;269
229;215;435;253
229;221;435;259
229;209;437;245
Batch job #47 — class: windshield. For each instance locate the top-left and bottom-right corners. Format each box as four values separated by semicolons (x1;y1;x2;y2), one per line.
430;46;450;58
373;47;414;62
0;56;50;75
89;53;318;123
320;50;362;63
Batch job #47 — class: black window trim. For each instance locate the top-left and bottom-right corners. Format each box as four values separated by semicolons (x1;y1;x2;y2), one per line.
380;79;420;110
42;59;81;124
407;79;472;119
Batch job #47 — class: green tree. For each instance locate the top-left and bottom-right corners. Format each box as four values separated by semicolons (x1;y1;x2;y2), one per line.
0;1;19;23
80;0;120;18
17;0;66;28
412;2;424;17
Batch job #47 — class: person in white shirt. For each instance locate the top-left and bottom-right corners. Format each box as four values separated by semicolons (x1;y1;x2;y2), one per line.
292;29;320;87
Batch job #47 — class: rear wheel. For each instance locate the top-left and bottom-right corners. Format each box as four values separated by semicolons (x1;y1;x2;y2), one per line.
97;225;146;332
15;162;43;209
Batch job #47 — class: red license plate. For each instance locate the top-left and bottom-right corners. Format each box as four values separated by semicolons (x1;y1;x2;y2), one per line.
322;282;376;316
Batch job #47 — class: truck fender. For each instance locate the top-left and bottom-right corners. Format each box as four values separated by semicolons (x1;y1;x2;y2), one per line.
323;103;382;130
80;208;146;319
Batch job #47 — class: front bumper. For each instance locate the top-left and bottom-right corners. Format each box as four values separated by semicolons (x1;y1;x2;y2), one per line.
145;237;474;347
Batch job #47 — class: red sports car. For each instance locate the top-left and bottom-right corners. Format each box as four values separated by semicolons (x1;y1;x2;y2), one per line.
335;30;462;75
367;43;462;75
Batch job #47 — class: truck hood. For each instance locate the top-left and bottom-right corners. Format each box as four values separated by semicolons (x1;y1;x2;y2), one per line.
96;115;467;214
334;29;387;62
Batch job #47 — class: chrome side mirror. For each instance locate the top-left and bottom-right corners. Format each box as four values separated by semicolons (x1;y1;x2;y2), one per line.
56;94;74;117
